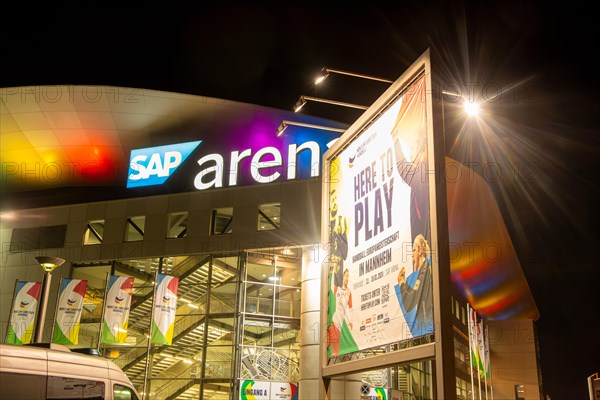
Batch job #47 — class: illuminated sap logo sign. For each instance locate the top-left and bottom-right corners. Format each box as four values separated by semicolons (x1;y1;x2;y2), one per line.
127;141;202;188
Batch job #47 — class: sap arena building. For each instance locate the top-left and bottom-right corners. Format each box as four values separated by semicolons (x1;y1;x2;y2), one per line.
1;52;544;400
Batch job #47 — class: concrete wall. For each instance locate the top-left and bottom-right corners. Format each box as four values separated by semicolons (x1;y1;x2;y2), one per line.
488;319;542;399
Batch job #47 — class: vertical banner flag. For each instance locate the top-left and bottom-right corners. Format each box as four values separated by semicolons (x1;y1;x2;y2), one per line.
5;281;41;345
327;74;433;357
484;326;491;379
102;276;135;344
477;319;488;379
151;273;179;345
468;306;483;378
53;279;87;345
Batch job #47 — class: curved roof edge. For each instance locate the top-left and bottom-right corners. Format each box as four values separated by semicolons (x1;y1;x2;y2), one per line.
446;157;539;321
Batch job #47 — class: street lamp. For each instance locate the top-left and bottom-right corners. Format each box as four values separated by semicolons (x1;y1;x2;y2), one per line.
314;67;394;85
276;120;346;137
33;256;65;343
293;95;368;113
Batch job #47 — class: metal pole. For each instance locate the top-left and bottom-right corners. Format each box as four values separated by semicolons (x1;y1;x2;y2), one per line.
97;273;110;352
34;272;52;343
486;325;494;400
474;312;482;400
5;280;19;342
199;256;213;399
467;305;476;400
142;271;158;400
324;68;394;83
49;275;63;343
301;95;369;110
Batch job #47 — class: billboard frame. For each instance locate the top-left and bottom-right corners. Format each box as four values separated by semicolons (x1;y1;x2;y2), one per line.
319;49;455;398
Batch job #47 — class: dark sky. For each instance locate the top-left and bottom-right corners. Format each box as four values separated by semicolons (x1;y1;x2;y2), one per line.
2;2;599;398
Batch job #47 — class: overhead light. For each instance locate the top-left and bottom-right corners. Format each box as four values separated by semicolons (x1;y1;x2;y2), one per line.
187;303;199;309
35;256;65;273
294;96;307;112
276;121;288;137
315;67;393;84
276;119;346;136
315;69;330;85
294;95;368;111
268;276;279;281
464;100;480;117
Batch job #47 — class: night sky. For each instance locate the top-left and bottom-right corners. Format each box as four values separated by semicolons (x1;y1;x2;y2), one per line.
2;2;599;398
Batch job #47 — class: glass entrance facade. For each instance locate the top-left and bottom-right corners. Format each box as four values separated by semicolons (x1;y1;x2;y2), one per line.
73;249;302;399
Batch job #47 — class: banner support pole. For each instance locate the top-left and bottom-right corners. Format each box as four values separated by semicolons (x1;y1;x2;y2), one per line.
5;280;19;343
142;271;158;400
97;273;110;352
49;275;63;343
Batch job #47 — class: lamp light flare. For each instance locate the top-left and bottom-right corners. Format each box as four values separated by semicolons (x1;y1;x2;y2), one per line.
315;73;329;85
294;97;307;113
464;100;480;117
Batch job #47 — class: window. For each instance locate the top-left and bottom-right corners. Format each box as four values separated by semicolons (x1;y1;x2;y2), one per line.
48;376;105;399
0;372;46;399
167;212;188;238
83;220;105;245
9;225;67;252
113;384;138;400
210;207;233;235
257;203;280;231
125;216;145;241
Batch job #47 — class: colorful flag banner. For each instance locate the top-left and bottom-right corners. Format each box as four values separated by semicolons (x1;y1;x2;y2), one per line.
468;306;481;373
5;281;41;345
52;278;87;345
151;274;179;345
484;324;492;378
101;276;134;344
477;319;487;378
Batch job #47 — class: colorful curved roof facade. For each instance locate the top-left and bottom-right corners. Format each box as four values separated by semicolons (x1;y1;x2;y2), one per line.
0;85;538;320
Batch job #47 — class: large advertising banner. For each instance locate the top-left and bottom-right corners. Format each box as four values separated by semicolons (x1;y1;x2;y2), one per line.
5;281;41;345
239;380;298;400
101;275;135;344
151;273;179;345
53;278;87;345
327;74;432;357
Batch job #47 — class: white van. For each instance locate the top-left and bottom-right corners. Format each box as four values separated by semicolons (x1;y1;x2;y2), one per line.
0;343;140;400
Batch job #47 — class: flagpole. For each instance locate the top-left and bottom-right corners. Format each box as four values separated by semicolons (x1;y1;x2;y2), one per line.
5;280;19;343
474;311;482;400
482;321;489;400
467;305;476;400
142;271;158;400
50;275;63;344
97;273;110;352
486;325;494;400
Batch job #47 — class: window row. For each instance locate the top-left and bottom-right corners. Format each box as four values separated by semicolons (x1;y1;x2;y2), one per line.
83;203;281;244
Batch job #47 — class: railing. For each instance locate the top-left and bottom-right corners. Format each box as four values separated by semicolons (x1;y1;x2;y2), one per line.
171;254;210;278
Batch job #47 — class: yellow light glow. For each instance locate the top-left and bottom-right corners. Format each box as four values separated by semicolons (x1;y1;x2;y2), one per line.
464;101;480;116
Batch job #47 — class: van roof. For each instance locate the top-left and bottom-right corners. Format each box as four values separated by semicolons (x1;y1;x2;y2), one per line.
0;343;136;390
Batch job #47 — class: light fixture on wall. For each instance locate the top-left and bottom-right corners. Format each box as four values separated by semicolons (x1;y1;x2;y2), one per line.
293;95;368;113
314;67;394;85
276;120;346;137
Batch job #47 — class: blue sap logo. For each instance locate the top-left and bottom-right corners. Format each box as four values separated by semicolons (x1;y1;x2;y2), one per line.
127;141;202;188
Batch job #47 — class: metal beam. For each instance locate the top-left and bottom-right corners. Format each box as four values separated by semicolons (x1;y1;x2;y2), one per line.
322;343;435;378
